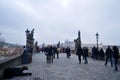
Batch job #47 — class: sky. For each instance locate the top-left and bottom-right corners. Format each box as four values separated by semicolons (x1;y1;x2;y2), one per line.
0;0;120;45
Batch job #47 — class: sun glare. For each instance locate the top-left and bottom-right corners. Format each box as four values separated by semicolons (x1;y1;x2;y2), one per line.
57;0;70;8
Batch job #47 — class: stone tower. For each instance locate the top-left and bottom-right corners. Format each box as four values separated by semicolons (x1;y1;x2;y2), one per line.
74;30;81;53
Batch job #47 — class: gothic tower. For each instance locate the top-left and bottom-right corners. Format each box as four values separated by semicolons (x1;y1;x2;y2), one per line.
74;30;81;53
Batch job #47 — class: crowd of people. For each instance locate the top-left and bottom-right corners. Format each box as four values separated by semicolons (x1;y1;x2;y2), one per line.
5;45;119;79
38;45;119;71
76;45;119;71
43;45;59;63
76;46;89;64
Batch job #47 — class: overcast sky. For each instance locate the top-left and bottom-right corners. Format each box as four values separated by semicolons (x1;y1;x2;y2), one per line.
0;0;120;45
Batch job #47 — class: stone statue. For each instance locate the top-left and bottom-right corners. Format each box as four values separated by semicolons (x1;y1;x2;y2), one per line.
25;29;35;53
74;30;81;53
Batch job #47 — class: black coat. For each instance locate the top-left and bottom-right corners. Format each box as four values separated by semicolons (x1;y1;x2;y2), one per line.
47;47;53;56
113;47;119;58
83;48;88;57
65;47;71;54
76;47;83;56
99;49;105;57
105;47;113;57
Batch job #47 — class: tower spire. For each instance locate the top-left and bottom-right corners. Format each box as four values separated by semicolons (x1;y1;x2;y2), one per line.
78;30;81;47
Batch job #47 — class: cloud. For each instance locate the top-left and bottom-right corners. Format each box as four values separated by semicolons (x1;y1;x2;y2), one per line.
0;0;120;45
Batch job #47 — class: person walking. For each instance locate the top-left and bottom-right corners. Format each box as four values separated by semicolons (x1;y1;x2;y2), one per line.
45;45;53;63
76;46;83;64
105;46;113;67
83;47;88;64
52;46;56;59
112;46;119;71
65;47;71;58
92;46;99;60
47;45;53;63
99;48;105;60
56;48;60;59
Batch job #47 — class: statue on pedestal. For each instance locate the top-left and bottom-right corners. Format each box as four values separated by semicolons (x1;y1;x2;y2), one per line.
22;29;35;64
74;30;81;53
25;29;34;54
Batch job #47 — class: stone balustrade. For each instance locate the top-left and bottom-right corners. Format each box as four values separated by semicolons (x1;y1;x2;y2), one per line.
0;54;22;80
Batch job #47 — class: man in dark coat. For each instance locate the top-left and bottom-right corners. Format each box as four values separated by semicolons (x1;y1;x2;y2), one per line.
105;46;113;67
92;46;96;59
76;46;83;64
65;47;71;58
47;45;53;63
112;46;119;71
99;48;105;60
92;46;99;60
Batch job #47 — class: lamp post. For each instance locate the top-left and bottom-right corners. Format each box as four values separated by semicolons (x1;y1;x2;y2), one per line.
96;32;99;50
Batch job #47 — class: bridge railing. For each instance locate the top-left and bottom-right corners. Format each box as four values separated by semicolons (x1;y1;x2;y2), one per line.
0;54;22;80
0;46;23;80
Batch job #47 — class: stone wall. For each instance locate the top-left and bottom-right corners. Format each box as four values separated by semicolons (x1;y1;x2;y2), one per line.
0;54;22;80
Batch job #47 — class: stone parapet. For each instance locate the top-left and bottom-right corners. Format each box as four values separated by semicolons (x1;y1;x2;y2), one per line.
0;54;22;80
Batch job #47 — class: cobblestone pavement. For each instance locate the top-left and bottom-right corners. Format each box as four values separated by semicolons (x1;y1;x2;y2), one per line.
4;53;120;80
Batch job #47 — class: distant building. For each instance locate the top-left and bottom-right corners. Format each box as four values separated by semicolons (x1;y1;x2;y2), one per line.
64;40;75;50
82;43;103;50
60;40;104;53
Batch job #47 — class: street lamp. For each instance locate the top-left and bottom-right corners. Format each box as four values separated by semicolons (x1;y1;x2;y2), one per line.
96;32;99;50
